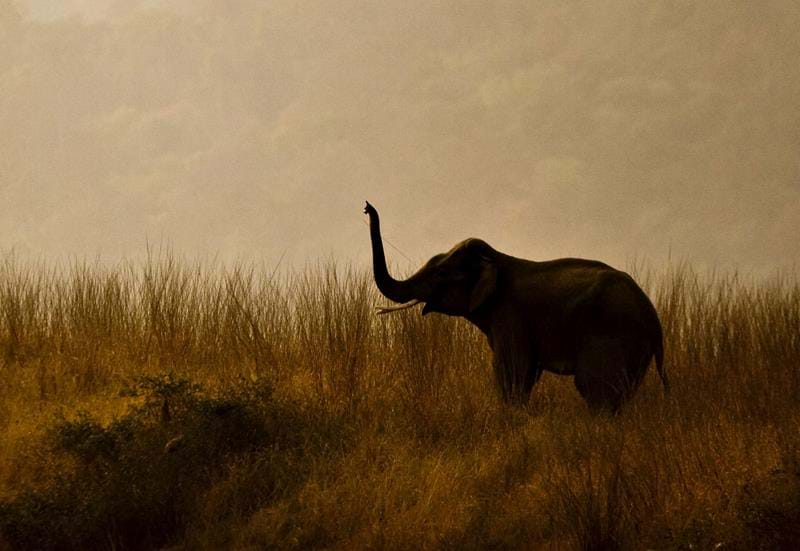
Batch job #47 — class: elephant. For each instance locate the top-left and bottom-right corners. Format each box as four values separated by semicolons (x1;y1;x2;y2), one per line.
364;201;669;412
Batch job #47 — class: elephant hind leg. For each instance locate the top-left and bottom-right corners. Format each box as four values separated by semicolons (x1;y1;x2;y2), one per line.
574;336;643;413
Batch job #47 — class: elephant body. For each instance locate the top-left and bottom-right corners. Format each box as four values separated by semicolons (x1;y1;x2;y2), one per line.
365;202;668;412
477;257;665;410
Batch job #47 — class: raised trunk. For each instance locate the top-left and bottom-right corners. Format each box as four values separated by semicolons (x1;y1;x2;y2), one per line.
365;202;417;303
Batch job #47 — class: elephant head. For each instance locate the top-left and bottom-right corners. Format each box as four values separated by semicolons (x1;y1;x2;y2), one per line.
364;201;498;319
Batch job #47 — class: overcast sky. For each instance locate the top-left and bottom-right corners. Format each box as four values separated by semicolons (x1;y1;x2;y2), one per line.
2;1;799;274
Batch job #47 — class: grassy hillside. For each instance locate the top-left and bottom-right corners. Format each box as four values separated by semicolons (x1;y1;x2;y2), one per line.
0;255;798;550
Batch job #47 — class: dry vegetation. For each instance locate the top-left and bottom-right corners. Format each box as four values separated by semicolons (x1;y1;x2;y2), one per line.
0;253;798;550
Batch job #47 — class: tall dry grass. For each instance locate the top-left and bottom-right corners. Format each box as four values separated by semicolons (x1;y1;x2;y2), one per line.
0;253;798;549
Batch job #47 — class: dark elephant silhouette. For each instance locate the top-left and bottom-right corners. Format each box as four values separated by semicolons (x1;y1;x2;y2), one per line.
365;201;669;412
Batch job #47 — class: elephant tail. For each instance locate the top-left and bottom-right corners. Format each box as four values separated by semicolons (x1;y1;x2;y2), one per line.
635;277;669;394
653;322;670;394
655;339;669;393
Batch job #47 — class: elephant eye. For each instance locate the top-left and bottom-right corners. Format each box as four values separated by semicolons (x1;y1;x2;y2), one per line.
435;266;466;281
434;266;450;278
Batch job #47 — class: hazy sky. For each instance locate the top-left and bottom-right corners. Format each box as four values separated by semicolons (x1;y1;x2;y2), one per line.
3;1;799;274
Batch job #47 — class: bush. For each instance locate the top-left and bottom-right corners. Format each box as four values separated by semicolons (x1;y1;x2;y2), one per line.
0;374;334;550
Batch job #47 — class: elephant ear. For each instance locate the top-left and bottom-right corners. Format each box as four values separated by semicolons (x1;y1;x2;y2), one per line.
469;257;497;313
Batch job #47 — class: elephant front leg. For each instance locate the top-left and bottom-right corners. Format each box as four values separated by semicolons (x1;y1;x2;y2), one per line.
491;346;541;406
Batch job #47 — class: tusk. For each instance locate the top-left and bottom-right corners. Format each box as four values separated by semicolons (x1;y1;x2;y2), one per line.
375;299;422;315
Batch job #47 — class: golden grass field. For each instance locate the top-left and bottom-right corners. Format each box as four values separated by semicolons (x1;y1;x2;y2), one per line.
0;254;798;550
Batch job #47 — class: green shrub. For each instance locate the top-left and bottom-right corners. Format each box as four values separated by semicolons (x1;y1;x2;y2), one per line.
0;374;335;550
